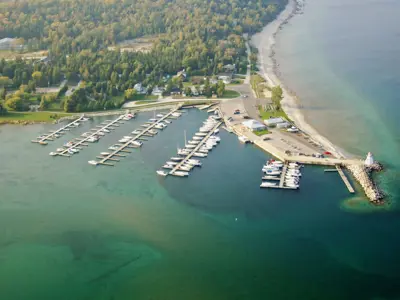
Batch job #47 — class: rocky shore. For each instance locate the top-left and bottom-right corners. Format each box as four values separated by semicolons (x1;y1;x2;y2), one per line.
346;163;385;204
0;120;47;125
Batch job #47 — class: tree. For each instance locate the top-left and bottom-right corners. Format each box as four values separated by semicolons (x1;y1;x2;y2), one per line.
0;102;7;115
184;87;192;97
32;71;43;86
0;88;6;100
216;80;225;97
6;96;24;111
124;88;136;100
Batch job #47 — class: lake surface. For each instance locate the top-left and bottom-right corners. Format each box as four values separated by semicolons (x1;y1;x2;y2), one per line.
275;0;400;205
1;108;400;299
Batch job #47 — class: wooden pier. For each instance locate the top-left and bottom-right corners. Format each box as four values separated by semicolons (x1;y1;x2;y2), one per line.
95;107;181;166
55;115;126;157
335;165;355;193
31;115;84;145
278;162;289;188
168;121;222;176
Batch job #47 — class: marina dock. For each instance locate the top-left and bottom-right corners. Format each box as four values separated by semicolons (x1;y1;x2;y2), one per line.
278;162;289;188
168;121;222;176
335;165;355;193
95;107;181;166
55;115;126;157
31;115;84;145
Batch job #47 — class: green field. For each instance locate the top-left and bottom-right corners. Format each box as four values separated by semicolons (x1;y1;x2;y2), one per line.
259;108;291;122
0;111;71;123
253;129;270;136
132;94;158;101
221;90;240;98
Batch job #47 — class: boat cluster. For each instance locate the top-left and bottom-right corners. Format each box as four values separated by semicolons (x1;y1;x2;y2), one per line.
157;116;221;177
88;110;180;166
260;160;302;189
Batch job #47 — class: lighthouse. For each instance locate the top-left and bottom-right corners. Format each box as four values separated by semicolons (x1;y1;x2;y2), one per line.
364;152;374;166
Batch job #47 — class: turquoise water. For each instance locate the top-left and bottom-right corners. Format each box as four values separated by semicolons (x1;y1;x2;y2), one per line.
275;0;400;203
1;109;400;299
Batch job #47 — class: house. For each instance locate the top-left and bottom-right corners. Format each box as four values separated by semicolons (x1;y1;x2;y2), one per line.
175;69;187;80
223;64;236;72
152;86;165;96
217;73;233;84
242;119;267;132
210;78;218;85
170;87;181;95
0;38;23;50
264;117;287;127
190;86;199;96
134;83;147;94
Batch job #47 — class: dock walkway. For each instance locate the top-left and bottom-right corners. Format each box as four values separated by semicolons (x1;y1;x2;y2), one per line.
56;115;126;157
336;165;355;193
278;162;288;187
168;121;222;176
97;107;181;166
32;115;84;145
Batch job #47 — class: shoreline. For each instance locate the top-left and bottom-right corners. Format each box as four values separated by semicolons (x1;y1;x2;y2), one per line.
250;0;348;159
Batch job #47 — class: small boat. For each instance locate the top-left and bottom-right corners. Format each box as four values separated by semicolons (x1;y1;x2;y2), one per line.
172;171;189;177
132;130;142;135
149;118;158;122
87;136;99;143
163;164;174;169
285;183;299;189
164;120;171;124
100;152;110;156
131;140;143;147
185;144;196;149
49;152;58;156
171;157;183;161
156;113;164;118
119;138;130;143
166;161;178;165
188;140;200;145
213;129;219;134
264;170;281;176
109;146;119;150
238;136;250;144
156;170;168;176
70;148;79;153
260;182;277;188
179;166;191;172
102;129;110;133
171;112;181;117
88;160;98;166
193;152;207;157
81;132;91;137
193;136;203;140
68;149;75;155
97;132;105;136
262;176;280;180
195;132;207;137
64;141;74;147
56;148;65;152
54;134;61;138
82;117;90;122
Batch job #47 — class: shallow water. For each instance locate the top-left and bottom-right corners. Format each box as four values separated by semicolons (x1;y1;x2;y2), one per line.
1;109;400;299
274;0;400;204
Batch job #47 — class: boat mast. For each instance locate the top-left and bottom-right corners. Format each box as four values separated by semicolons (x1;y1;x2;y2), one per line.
184;130;187;146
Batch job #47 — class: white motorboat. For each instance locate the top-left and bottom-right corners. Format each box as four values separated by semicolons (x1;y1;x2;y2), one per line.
164;120;171;124
262;176;280;180
49;152;58;156
188;140;199;145
238;136;250;143
131;140;143;147
81;132;91;137
195;132;207;137
260;182;277;188
185;144;196;149
102;129;110;133
156;170;168;176
208;136;221;142
193;136;203;140
132;130;142;135
179;166;191;172
97;132;105;136
87;136;99;143
88;160;98;166
171;157;183;161
70;148;79;153
193;152;207;157
166;161;178;165
64;141;74;147
123;136;132;139
154;124;164;130
172;171;189;177
171;112;181;117
56;148;65;152
214;129;219;134
156;113;164;118
149;118;158;122
82;117;90;122
100;152;110;156
264;170;281;176
163;164;174;169
68;149;75;155
109;146;119;150
285;183;299;189
148;129;158;135
178;149;191;155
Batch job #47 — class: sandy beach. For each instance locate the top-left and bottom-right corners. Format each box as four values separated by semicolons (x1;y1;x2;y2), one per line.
251;0;347;159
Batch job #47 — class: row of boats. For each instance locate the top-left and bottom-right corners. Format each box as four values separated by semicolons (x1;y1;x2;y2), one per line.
260;160;303;189
88;110;181;166
49;113;135;157
157;116;221;177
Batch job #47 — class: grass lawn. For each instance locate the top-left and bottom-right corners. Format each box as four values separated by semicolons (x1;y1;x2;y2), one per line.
220;90;240;98
132;94;158;101
0;111;71;123
254;129;270;136
259;108;291;123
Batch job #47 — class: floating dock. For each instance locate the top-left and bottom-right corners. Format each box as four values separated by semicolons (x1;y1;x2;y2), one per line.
54;115;126;157
168;121;222;176
335;165;355;193
278;162;289;188
31;115;84;145
95;107;181;166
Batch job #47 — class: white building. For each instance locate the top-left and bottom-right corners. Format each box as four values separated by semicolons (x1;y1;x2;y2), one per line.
365;152;375;166
264;117;286;127
190;86;199;96
0;38;22;50
242;119;267;132
134;83;147;95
